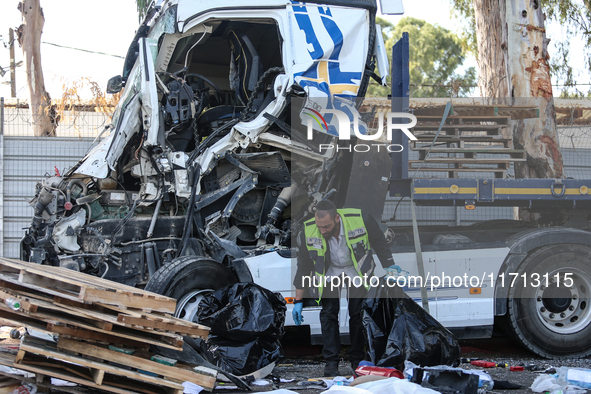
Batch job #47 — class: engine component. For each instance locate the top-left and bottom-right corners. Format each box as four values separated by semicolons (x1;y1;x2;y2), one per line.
59;255;82;271
53;209;87;252
232;189;264;243
257;186;292;244
164;80;195;126
268;186;292;225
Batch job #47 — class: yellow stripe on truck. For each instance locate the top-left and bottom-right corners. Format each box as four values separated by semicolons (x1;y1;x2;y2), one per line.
414;187;590;196
495;188;583;195
414;187;477;194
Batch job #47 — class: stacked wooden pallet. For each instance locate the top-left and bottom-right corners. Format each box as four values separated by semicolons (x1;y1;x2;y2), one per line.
0;374;22;394
0;257;216;394
409;105;536;179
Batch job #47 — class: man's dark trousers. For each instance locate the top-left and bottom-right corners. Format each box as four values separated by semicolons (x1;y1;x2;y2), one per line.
320;284;367;365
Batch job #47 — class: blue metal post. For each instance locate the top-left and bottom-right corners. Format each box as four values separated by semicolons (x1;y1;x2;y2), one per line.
389;32;411;197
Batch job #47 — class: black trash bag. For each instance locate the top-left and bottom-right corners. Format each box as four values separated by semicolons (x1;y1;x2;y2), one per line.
150;340;251;391
197;282;286;342
362;279;460;369
199;335;283;376
411;367;479;394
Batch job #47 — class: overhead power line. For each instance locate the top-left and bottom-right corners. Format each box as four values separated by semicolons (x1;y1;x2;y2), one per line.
410;83;591;88
41;42;124;59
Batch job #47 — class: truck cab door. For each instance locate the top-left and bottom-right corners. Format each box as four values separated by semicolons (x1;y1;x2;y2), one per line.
138;37;160;148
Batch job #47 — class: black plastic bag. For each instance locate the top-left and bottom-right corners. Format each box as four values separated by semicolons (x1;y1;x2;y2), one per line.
362;279;460;369
199;335;283;376
411;367;479;394
197;282;286;342
194;282;286;376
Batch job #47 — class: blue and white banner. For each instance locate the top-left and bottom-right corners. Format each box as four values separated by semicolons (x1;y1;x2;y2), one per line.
289;2;369;137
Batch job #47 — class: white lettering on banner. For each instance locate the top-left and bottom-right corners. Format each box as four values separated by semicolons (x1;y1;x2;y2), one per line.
306;109;418;141
318;144;404;153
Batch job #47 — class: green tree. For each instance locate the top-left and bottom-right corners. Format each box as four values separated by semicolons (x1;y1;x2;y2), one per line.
368;17;476;98
451;0;591;97
136;0;149;23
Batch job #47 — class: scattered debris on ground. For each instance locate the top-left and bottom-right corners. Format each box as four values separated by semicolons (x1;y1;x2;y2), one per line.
2;258;591;394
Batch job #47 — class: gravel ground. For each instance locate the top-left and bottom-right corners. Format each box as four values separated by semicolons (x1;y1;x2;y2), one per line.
211;336;591;393
4;330;591;394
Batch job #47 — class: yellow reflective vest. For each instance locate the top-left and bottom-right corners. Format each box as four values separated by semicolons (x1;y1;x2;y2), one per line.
304;208;374;300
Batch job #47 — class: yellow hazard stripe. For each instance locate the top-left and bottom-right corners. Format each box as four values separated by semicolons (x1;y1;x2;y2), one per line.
414;187;477;194
414;187;589;196
495;188;584;195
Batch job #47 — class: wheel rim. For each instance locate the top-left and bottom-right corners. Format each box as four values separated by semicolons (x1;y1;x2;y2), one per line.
535;268;591;334
175;289;213;322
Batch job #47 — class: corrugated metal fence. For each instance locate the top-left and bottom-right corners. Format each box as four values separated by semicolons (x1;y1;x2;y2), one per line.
0;98;108;258
1;137;98;258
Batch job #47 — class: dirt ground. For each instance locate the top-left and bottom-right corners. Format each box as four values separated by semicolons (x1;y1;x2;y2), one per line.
3;329;591;394
224;335;591;394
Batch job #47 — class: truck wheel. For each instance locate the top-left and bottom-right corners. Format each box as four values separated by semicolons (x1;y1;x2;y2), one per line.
145;256;237;322
507;244;591;358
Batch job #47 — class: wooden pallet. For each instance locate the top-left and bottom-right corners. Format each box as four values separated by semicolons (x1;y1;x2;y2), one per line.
56;337;215;388
410;158;520;165
0;279;207;339
412;124;507;132
414;115;511;124
412;135;513;149
0;257;176;313
0;348;180;394
410;146;525;178
412;105;539;120
14;335;216;392
403;106;538;179
413;134;510;142
0;375;21;394
412;148;526;160
0;355;83;394
0;303;183;350
409;166;507;179
0;285;186;350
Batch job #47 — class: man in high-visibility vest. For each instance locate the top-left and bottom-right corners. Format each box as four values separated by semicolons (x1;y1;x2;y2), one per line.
293;200;394;377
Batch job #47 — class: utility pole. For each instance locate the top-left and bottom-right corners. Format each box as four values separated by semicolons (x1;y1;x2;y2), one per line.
9;28;16;98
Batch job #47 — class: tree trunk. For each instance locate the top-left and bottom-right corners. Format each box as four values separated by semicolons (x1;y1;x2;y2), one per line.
472;0;564;179
473;0;511;100
17;0;57;137
506;0;563;178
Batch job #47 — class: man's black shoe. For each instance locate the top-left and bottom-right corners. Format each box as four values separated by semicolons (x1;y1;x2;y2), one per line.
350;360;361;372
324;362;340;377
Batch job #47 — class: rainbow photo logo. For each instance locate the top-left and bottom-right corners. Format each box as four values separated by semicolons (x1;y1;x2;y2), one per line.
301;104;418;154
302;107;329;133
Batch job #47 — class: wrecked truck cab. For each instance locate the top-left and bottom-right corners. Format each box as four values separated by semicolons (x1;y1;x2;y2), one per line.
21;0;383;322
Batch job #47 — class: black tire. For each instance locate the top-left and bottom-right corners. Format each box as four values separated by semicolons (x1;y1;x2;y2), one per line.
145;255;237;307
507;244;591;359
